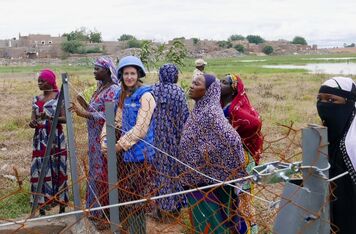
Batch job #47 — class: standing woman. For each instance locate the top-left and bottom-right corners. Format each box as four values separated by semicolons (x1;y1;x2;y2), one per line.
179;74;247;233
152;63;189;218
101;55;156;233
29;69;68;216
70;57;120;222
220;74;263;232
316;77;356;233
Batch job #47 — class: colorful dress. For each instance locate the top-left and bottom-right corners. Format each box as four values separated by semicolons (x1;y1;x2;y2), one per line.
152;64;189;212
222;75;263;234
86;84;120;217
30;95;68;207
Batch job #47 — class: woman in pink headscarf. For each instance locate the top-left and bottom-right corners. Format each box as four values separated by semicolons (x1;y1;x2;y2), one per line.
29;69;68;216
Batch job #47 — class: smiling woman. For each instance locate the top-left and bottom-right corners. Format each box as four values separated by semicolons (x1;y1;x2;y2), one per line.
101;55;156;233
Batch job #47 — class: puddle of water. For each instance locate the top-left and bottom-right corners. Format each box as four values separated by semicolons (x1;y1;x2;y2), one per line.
239;59;266;63
301;57;356;61
263;63;356;75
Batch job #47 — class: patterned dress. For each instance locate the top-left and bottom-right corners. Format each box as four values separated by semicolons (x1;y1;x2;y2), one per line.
152;64;190;212
86;84;120;217
30;95;68;207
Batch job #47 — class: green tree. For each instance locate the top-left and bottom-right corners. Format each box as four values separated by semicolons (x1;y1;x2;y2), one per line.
139;40;164;71
234;44;245;53
61;40;83;53
246;35;265;44
344;43;355;48
173;37;185;41
262;45;274;55
292;36;307;45
63;27;89;41
229;34;245;41
89;31;102;43
166;40;187;69
127;39;142;48
192;38;200;45
218;40;233;48
118;34;137;41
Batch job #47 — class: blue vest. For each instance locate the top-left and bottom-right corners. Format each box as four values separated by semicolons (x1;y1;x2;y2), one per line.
122;86;155;162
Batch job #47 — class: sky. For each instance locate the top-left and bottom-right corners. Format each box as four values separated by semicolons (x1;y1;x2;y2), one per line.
1;0;355;47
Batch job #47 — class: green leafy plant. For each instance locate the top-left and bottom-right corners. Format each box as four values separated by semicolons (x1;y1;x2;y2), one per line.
292;36;308;45
234;44;245;53
217;40;233;48
246;35;265;44
263;45;274;55
229;34;245;41
118;34;137;41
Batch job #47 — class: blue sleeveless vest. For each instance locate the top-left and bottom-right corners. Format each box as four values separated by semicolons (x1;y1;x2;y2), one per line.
122;86;155;162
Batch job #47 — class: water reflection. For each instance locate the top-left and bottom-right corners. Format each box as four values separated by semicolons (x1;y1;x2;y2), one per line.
263;63;356;75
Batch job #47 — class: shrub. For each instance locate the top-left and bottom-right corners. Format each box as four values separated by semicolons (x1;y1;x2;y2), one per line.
229;34;245;41
192;38;200;45
292;36;307;45
234;44;245;53
218;40;233;48
263;45;274;55
246;35;265;44
89;31;102;43
127;39;142;48
118;34;136;41
61;40;83;53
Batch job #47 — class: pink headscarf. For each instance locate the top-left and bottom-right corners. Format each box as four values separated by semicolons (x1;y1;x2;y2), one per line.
39;69;58;91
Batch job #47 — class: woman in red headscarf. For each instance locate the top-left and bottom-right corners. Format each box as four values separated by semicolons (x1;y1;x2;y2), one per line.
29;69;68;216
220;73;263;233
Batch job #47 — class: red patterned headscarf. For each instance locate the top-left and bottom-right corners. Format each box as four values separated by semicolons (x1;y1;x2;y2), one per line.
38;69;58;91
226;74;263;164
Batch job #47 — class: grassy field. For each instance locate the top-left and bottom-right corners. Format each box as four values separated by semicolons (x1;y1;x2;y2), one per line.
0;54;355;222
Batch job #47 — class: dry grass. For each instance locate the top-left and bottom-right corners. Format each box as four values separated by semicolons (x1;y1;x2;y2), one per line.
0;59;354;231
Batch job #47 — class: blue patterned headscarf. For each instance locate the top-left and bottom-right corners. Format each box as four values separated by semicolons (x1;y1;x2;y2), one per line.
152;63;189;211
159;63;179;84
94;56;119;85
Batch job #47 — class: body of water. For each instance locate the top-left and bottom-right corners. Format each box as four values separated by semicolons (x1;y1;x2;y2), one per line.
263;63;356;75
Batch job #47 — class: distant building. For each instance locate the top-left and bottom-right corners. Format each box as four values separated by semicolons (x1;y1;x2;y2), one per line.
0;34;65;58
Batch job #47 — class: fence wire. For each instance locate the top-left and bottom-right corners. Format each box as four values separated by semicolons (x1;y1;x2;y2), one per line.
0;73;344;234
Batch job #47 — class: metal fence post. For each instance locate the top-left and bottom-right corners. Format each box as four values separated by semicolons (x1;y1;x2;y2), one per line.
62;73;82;219
105;102;120;233
31;86;64;217
274;124;330;234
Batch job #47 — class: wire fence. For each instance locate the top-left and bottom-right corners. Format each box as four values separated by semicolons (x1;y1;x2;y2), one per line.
0;72;343;233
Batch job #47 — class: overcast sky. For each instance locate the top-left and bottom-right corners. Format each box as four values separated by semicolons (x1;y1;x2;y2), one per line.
1;0;355;47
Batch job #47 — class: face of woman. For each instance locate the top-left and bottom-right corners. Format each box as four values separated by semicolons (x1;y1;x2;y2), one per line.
317;93;346;104
122;66;139;88
93;65;108;81
38;77;51;91
189;75;206;100
220;77;234;97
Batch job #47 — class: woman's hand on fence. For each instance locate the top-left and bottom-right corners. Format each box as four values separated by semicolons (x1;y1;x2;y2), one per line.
115;143;123;153
69;102;89;118
101;143;108;155
29;119;38;128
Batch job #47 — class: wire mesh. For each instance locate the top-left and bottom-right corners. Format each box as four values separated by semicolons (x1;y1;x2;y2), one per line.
0;71;342;234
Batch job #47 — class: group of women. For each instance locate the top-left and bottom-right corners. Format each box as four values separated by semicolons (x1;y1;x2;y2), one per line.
29;55;355;233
